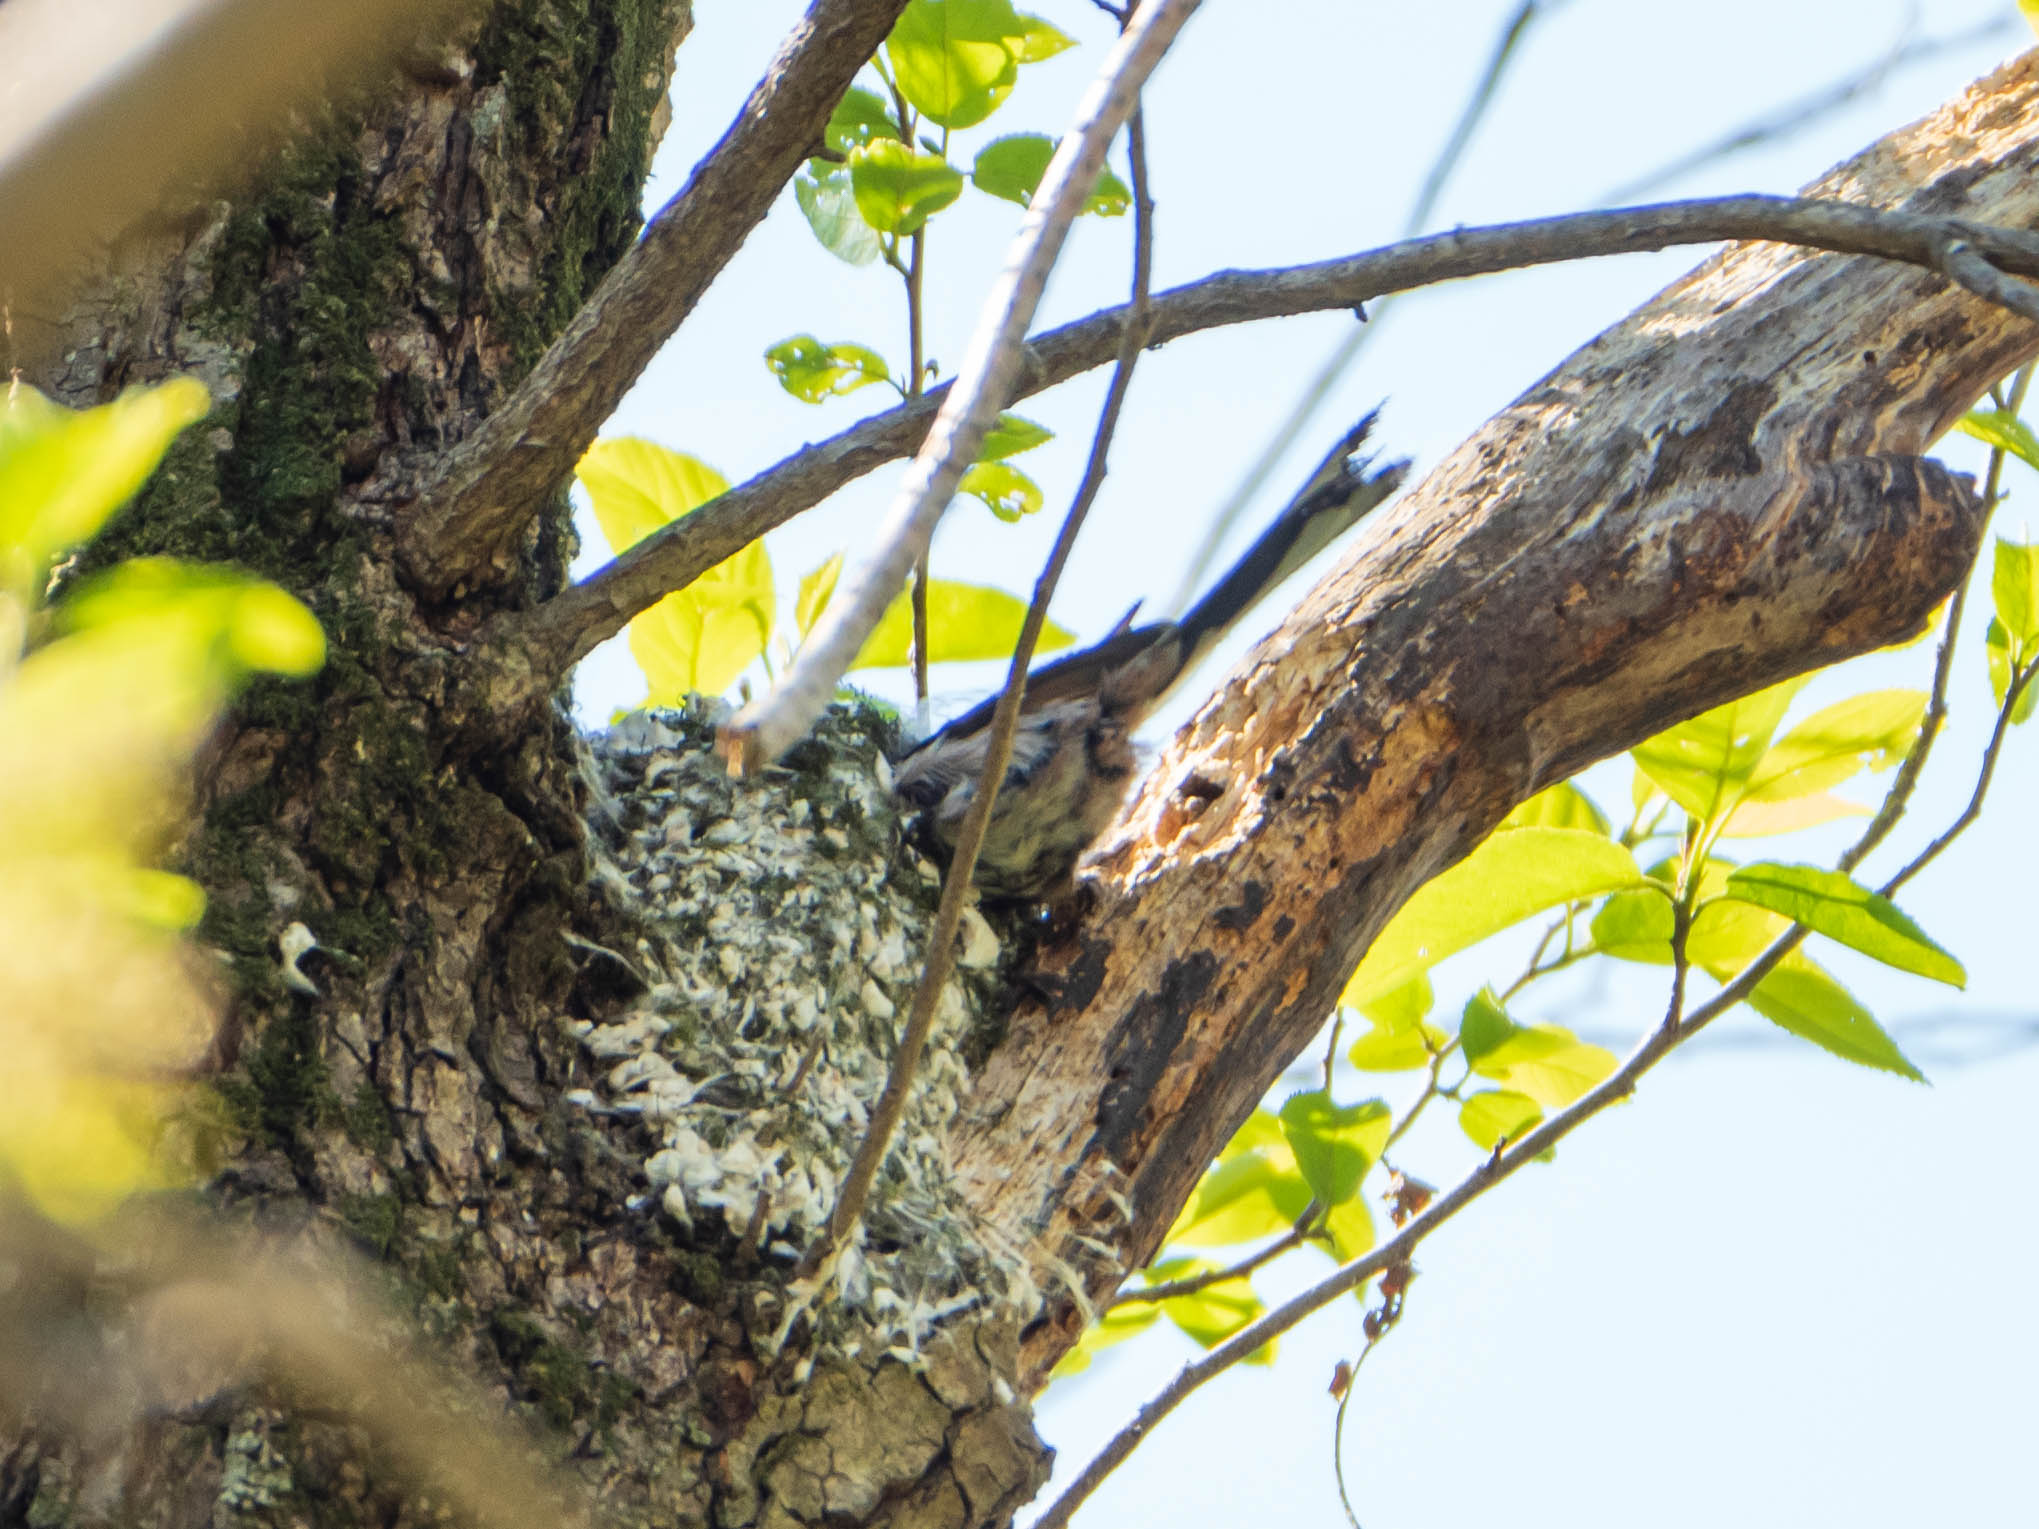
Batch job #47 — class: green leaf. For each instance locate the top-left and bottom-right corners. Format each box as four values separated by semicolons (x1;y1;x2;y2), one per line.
1631;677;1804;824
1742;690;1925;803
979;412;1053;460
958;460;1043;521
1320;1195;1375;1264
1502;782;1611;835
1343;828;1646;1006
796;553;843;638
823;85;902;155
1992;536;2039;648
1744;954;1924;1081
1160;1270;1272;1360
764;335;893;403
578;439;770;700
886;0;1026;128
847;139;965;234
1719;792;1871;838
1047;1299;1162;1379
970;133;1130;215
1591;857;1783;970
1458;990;1615;1110
1165;1112;1310;1248
0;379;211;600
1458;1090;1542;1152
1722;862;1965;987
1277;1091;1389;1208
1956;407;2039;473
793;159;882;265
62;559;326;680
851;578;1074;669
1985;615;2039;723
1346;973;1447;1072
1011;9;1076;62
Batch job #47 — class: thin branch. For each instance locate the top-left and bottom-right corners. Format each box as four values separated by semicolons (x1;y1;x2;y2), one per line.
1032;651;2036;1529
487;193;2039;714
808;93;1161;1271
1112;1220;1305;1307
721;0;1201;773
395;0;916;599
1164;0;1565;617
1601;10;2016;205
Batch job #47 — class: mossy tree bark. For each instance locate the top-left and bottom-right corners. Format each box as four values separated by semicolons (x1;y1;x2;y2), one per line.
7;10;2039;1529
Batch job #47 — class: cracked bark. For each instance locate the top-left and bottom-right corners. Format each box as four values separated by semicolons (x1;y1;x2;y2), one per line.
7;11;2039;1529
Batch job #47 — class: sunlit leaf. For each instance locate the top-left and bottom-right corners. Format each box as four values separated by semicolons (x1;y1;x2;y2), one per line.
1742;690;1925;803
1719;792;1870;838
1320;1195;1374;1263
1165;1111;1310;1248
1161;1269;1271;1360
971;133;1130;215
1346;973;1447;1072
1343;828;1646;1006
579;437;728;552
1458;1089;1542;1152
958;460;1043;521
61;559;325;679
1956;407;2039;472
1723;862;1965;987
1742;953;1924;1081
764;335;893;403
979;412;1053;460
887;0;1026;128
1011;9;1076;61
1631;677;1804;824
793;159;882;265
0;379;211;599
847;139;965;234
1046;1300;1161;1379
823;85;902;155
851;578;1074;669
1278;1091;1389;1208
1459;990;1615;1109
1502;782;1611;835
1985;615;2039;723
796;553;844;639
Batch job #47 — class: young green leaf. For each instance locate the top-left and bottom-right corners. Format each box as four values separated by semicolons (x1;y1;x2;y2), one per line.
1346;973;1447;1072
1277;1091;1389;1208
796;553;844;638
979;412;1054;460
1985;616;2039;723
1630;676;1804;823
1011;9;1075;61
1320;1195;1375;1264
1741;690;1925;803
1342;827;1646;1006
764;335;893;403
0;379;211;599
1743;954;1925;1081
886;0;1027;128
1592;856;1782;970
1046;1300;1162;1380
1955;407;2039;473
851;578;1074;668
1719;792;1871;838
958;460;1043;521
1501;781;1611;835
1160;1270;1273;1360
1165;1112;1311;1247
1458;990;1615;1109
61;559;327;681
823;85;902;155
793;159;883;265
1722;863;1965;987
578;440;770;700
970;133;1130;215
1458;1089;1542;1152
1992;536;2039;649
847;139;965;234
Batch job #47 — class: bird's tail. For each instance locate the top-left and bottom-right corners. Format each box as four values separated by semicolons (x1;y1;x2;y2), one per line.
1171;409;1408;679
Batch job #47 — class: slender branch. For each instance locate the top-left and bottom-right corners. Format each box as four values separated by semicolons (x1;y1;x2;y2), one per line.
1601;10;2016;204
1112;1221;1305;1308
721;0;1201;772
1032;618;2039;1529
487;192;2039;714
808;92;1161;1270
395;0;915;600
1164;0;1564;617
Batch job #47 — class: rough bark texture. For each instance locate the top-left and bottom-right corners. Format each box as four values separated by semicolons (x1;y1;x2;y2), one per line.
9;10;2039;1529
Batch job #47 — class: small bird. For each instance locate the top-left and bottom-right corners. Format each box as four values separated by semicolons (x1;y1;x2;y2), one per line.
893;410;1408;899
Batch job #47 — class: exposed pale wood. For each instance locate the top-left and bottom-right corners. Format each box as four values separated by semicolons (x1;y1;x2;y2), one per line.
948;50;2039;1389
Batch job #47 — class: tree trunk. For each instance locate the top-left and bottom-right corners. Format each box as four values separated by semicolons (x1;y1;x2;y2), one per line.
7;10;2039;1528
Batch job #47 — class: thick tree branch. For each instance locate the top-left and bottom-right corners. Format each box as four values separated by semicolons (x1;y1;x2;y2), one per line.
481;190;2039;714
396;0;912;601
937;49;2039;1392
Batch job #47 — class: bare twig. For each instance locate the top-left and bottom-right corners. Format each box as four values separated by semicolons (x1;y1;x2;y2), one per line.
1602;10;2015;204
721;0;1201;773
1112;1218;1305;1307
488;193;2039;715
1165;0;1566;616
396;0;915;599
810;93;1162;1270
1030;647;2036;1529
